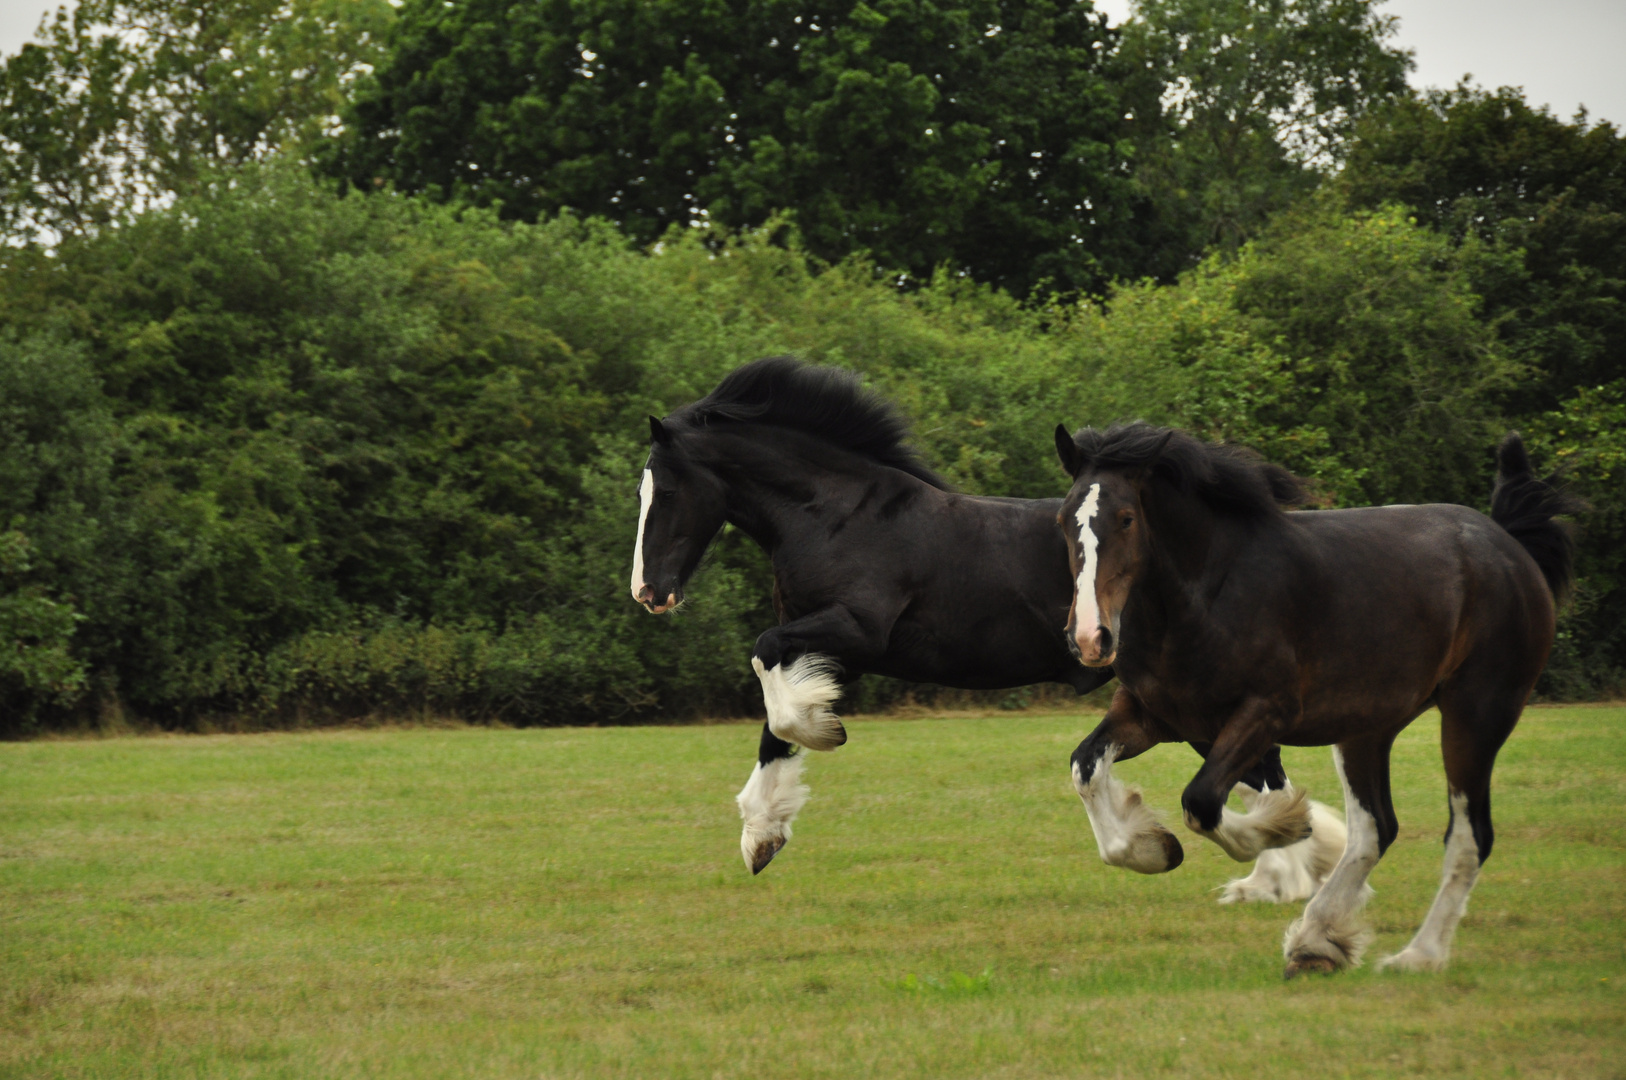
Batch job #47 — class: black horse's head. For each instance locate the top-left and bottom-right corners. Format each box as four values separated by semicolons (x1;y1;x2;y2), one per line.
1054;422;1304;666
630;415;728;614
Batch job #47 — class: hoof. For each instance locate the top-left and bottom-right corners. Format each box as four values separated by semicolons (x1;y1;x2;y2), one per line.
1103;824;1184;874
749;836;785;875
1283;953;1340;979
1160;830;1185;872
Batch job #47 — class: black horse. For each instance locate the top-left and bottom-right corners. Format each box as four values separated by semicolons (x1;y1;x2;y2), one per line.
632;357;1341;891
1053;421;1579;975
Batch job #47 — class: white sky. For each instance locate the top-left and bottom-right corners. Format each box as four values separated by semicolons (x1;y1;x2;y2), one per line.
1;3;52;53
2;0;1622;127
1093;0;1625;127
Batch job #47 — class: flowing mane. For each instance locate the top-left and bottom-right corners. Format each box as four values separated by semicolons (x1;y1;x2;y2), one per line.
670;356;949;489
1069;422;1306;517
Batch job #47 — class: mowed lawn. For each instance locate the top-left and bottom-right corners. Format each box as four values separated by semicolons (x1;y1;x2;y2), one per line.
2;707;1623;1079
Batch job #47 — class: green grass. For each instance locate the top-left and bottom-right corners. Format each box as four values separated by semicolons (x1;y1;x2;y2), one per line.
2;707;1624;1079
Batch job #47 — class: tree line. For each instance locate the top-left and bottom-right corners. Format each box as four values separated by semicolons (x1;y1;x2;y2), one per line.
0;0;1619;733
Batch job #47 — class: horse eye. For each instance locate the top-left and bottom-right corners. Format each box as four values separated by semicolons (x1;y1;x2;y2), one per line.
1121;515;1135;530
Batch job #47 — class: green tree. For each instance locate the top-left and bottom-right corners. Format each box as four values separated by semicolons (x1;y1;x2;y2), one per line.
333;0;1139;298
0;530;86;732
1117;0;1411;276
1524;382;1626;698
1070;205;1517;507
0;333;109;731
1337;87;1626;696
0;0;394;241
1338;85;1626;411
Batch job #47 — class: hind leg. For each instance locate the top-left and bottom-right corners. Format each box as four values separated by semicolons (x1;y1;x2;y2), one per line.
1379;688;1524;972
1283;734;1398;976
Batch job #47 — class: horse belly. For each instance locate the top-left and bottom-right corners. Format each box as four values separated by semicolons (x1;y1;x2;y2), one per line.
879;616;1073;690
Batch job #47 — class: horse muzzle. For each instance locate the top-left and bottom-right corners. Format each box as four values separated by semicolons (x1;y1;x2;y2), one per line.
1073;624;1116;668
635;584;680;614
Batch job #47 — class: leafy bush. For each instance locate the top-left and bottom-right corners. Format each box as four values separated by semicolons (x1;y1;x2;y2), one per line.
0;165;1612;730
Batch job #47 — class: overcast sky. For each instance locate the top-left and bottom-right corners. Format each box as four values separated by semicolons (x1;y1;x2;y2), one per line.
1095;0;1624;125
2;0;1622;127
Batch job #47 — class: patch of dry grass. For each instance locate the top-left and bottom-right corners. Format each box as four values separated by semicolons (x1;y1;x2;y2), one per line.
2;708;1623;1078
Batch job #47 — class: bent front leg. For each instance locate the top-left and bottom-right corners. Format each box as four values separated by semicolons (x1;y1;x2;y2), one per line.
1218;794;1347;904
1181;698;1313;863
1210;745;1347;904
736;723;807;875
753;606;885;752
1071;688;1182;874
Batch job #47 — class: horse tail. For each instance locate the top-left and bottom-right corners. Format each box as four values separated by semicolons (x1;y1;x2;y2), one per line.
1490;432;1586;602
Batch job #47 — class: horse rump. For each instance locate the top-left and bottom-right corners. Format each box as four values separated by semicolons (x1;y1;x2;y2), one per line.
1490;432;1587;602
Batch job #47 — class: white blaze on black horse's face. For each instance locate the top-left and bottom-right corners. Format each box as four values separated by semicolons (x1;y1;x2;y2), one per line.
629;417;730;615
629;466;660;609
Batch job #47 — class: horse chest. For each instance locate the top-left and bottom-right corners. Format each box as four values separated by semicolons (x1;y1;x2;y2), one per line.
1117;655;1243;743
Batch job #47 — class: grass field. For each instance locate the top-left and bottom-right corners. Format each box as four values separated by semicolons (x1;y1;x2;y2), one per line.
2;706;1624;1079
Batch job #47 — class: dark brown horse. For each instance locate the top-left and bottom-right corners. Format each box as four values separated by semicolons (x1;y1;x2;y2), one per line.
1052;422;1579;975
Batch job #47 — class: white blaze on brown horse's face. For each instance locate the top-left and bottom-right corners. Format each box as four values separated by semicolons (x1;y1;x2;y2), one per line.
1062;473;1147;666
1072;483;1105;662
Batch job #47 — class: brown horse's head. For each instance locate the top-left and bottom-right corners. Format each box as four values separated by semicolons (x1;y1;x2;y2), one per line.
1053;422;1305;666
1054;425;1161;666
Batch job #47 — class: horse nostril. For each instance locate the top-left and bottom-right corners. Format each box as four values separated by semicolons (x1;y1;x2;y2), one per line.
1098;627;1114;656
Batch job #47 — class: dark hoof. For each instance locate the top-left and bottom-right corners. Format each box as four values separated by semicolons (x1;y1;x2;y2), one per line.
750;837;785;875
1283;953;1340;980
832;722;848;747
1161;831;1185;872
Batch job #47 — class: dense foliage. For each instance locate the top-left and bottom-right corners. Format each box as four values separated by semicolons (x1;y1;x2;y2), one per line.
1117;0;1411;275
0;0;1618;732
0;0;392;241
332;0;1143;298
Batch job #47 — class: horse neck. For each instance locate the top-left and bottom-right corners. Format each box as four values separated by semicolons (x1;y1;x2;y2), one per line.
1138;484;1226;620
688;427;880;553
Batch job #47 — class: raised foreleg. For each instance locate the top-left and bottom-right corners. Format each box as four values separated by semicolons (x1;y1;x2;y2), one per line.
736;605;886;872
736;723;807;874
1216;747;1348;905
1181;699;1314;863
752;606;884;752
1070;688;1183;874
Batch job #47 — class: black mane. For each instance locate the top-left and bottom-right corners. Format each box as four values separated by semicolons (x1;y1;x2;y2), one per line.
1070;422;1306;517
670;357;949;489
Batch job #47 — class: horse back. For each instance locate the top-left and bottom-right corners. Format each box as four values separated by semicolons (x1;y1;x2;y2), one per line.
1270;503;1554;733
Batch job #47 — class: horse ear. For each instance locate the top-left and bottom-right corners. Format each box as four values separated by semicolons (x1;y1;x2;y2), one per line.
1055;424;1082;477
649;415;672;445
